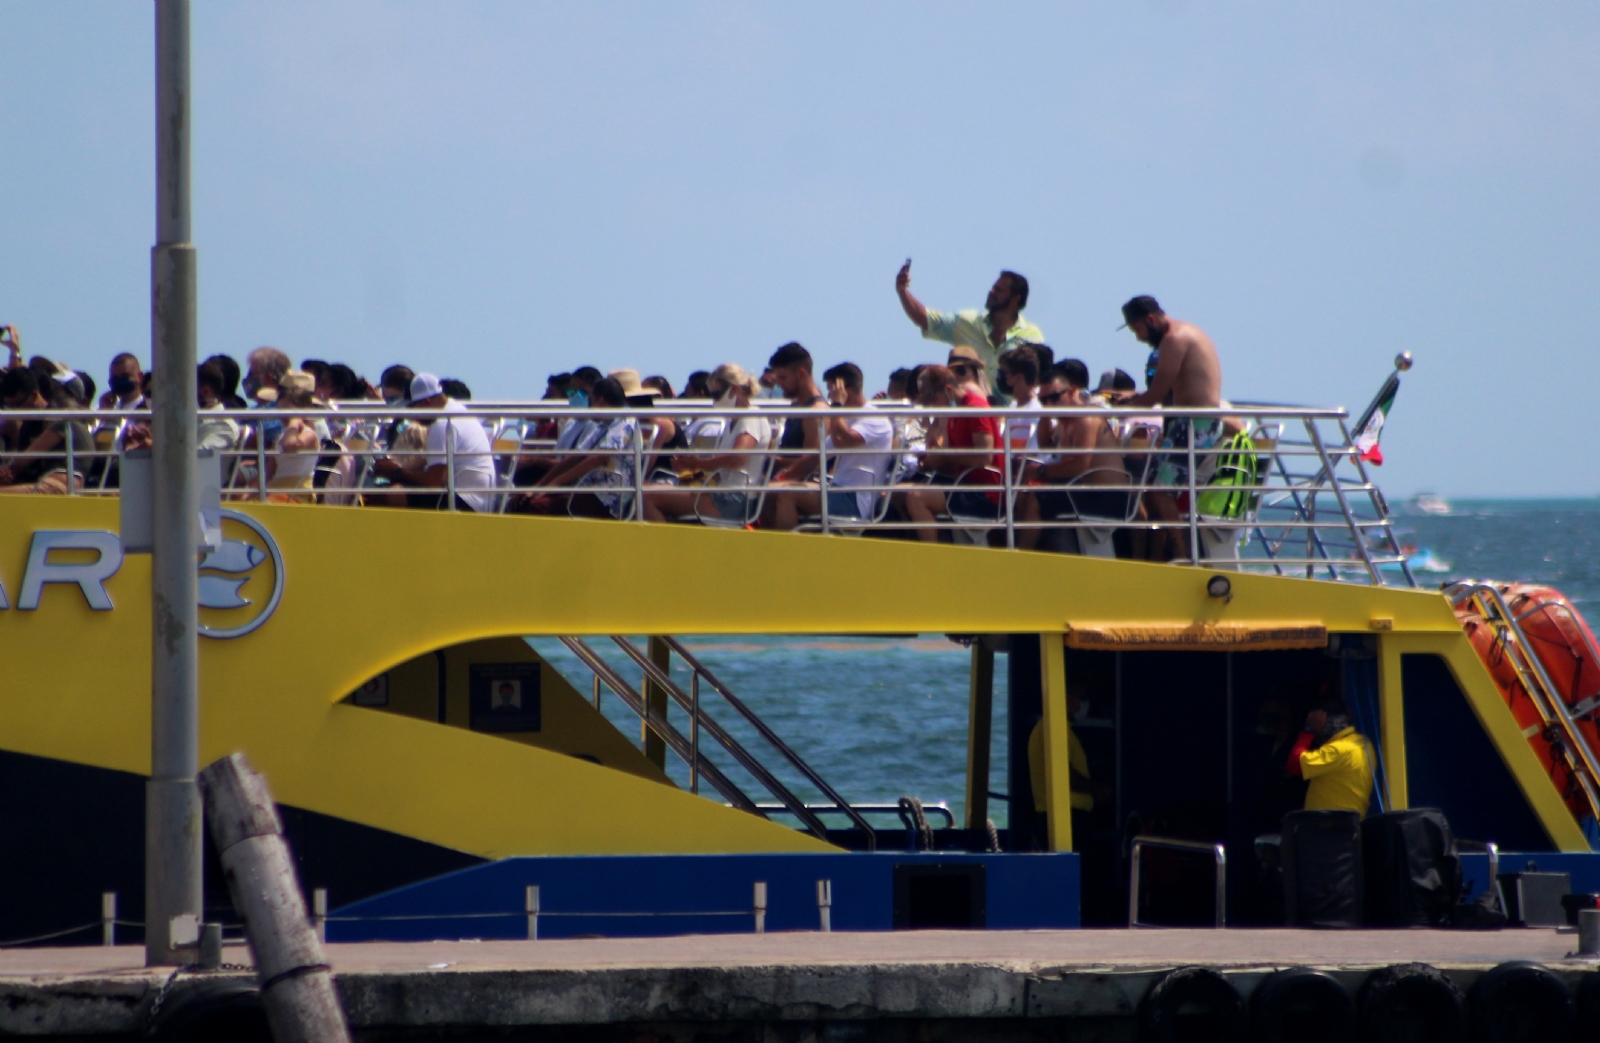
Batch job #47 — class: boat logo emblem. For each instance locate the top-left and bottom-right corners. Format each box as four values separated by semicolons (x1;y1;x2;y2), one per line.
197;510;284;640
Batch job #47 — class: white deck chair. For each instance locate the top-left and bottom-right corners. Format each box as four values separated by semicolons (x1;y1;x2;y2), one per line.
489;422;525;514
694;428;777;528
943;466;1005;546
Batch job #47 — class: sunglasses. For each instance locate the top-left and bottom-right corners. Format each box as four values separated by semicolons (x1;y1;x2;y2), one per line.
1039;391;1066;405
950;363;973;375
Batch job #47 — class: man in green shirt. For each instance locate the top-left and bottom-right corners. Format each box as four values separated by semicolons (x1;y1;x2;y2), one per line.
895;262;1043;389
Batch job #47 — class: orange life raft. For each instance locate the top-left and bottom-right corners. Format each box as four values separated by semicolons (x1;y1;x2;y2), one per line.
1456;583;1600;821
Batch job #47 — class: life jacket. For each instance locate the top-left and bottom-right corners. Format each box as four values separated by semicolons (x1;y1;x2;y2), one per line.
1196;432;1261;520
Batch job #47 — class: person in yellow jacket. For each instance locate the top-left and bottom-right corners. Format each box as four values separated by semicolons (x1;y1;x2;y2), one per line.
1028;721;1094;815
1286;700;1374;817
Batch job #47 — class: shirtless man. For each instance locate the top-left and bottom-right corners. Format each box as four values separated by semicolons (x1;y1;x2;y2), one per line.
1014;360;1128;552
1118;295;1223;562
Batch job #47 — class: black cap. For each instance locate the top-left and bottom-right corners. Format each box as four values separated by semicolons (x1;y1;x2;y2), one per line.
1117;295;1163;329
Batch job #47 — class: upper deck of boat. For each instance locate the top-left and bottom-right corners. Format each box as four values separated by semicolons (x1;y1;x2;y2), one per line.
10;396;1417;588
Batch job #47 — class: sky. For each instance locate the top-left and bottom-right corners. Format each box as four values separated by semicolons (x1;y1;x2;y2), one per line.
1;1;1596;497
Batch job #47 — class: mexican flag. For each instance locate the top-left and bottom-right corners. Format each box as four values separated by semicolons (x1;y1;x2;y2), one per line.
1351;372;1399;466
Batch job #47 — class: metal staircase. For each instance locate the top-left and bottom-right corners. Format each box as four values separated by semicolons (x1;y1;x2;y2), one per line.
1448;582;1600;822
558;636;877;850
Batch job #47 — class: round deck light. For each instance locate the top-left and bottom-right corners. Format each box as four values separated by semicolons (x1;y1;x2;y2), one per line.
1207;575;1232;600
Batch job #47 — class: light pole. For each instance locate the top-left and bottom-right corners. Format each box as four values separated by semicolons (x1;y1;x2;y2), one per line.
146;0;202;966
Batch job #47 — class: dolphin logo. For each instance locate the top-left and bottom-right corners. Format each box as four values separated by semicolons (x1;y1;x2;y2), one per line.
198;539;268;610
198;512;284;640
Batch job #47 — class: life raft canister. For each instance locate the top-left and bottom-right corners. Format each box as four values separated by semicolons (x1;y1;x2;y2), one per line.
1456;584;1600;820
1500;585;1600;709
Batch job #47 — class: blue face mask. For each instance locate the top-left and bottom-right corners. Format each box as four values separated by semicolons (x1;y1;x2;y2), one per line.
566;389;589;408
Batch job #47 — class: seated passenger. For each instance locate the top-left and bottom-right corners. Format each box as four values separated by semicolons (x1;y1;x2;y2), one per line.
264;372;323;492
371;373;495;512
880;366;916;403
681;370;711;400
361;420;430;509
99;352;147;411
996;346;1043;467
771;362;894;530
767;342;830;486
609;369;678;478
0;367;93;494
946;345;991;402
197;360;241;453
1014;360;1129;552
642;364;770;525
513;377;638;517
894;365;1000;543
515;367;607;488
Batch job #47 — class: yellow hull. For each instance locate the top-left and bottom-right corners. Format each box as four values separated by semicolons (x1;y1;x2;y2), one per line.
0;495;1588;868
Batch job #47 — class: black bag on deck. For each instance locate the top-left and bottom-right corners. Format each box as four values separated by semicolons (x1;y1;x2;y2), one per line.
1281;809;1364;927
1361;808;1461;926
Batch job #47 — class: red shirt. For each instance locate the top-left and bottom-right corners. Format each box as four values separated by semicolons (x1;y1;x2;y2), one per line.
945;389;1002;471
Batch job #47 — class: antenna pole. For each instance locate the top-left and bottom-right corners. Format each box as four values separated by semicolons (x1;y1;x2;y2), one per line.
147;0;202;966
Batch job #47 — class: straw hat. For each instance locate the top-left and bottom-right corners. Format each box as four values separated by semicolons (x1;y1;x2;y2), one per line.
608;368;660;399
279;369;315;394
710;363;760;397
947;345;984;368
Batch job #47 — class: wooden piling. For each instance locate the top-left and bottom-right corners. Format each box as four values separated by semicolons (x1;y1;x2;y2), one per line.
199;752;351;1043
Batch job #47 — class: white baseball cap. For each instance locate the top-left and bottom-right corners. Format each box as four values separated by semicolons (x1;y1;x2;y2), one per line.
408;372;444;403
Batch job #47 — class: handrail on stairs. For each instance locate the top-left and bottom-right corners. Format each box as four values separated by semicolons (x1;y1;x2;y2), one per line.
660;635;878;849
557;636;762;817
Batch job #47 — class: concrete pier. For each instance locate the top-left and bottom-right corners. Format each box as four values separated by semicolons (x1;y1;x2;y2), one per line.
0;929;1593;1039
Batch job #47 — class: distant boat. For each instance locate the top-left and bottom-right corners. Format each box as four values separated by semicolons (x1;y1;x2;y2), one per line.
1381;542;1452;574
1411;493;1451;516
1406;546;1452;573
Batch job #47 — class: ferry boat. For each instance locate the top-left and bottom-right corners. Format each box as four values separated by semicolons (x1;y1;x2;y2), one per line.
1411;493;1452;516
1;387;1597;944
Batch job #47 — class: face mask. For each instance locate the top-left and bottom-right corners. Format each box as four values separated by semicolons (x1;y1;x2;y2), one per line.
383;392;403;406
566;389;589;408
111;375;138;396
242;374;261;398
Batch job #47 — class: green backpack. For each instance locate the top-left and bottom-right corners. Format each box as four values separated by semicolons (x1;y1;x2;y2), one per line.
1196;432;1261;520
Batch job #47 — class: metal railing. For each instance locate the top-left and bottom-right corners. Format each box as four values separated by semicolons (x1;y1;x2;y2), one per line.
1456;840;1503;915
560;635;877;849
0;400;1414;585
754;802;956;829
1128;835;1227;928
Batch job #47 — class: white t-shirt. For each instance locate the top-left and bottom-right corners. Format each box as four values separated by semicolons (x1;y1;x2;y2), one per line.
828;415;894;517
1004;396;1043;462
716;413;772;488
426;400;495;512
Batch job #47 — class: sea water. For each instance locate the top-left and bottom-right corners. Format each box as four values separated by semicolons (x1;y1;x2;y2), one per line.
530;499;1600;830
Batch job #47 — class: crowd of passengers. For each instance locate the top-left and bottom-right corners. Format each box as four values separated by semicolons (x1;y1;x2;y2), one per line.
0;270;1232;561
